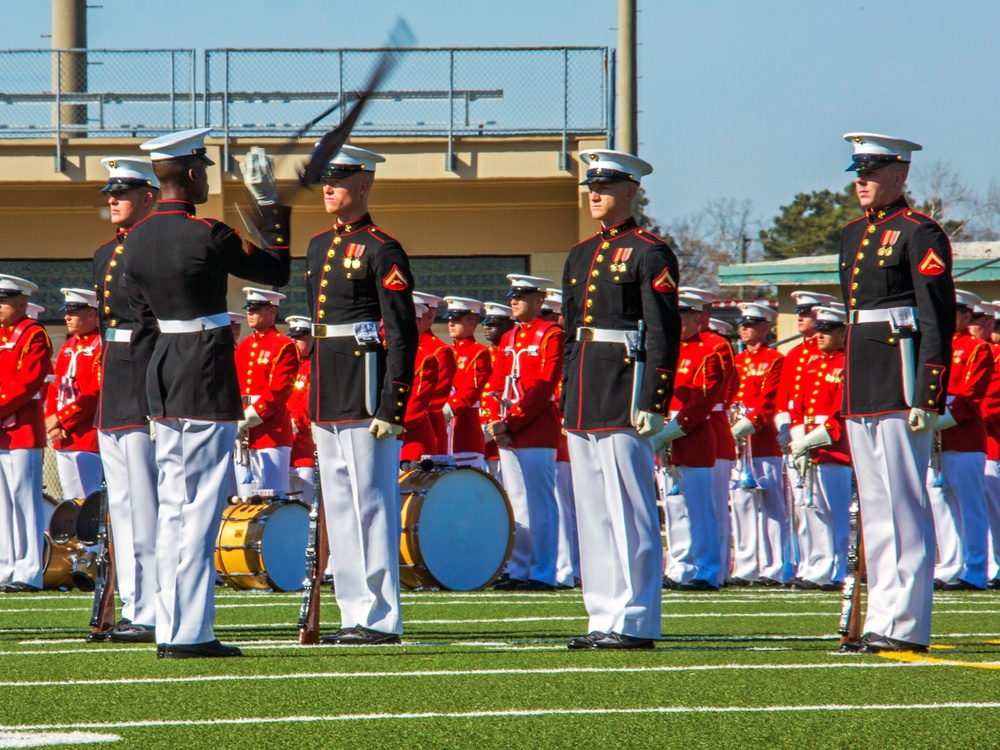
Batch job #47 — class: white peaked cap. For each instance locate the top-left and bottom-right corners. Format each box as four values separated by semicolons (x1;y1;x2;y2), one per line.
843;132;922;171
26;302;44;320
483;302;513;320
678;291;710;311
708;318;732;334
0;275;39;297
791;290;838;309
140;128;214;163
679;286;719;303
100;156;159;192
543;288;563;313
955;288;981;309
60;287;98;309
578;148;653;185
323;143;386;173
285;315;312;334
506;274;554;295
413;291;444;309
737;302;778;322
443;296;485;316
242;287;286;307
813;305;847;327
228;312;245;325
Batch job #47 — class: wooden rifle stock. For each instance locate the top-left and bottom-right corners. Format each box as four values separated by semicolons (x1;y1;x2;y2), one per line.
298;452;328;644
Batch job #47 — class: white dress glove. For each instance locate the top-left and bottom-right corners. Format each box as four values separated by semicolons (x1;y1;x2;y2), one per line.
908;408;940;433
791;424;832;458
238;405;264;433
936;407;957;432
442;403;455;422
369;418;404;440
652;418;686;454
634;410;665;437
242;146;277;205
731;416;755;440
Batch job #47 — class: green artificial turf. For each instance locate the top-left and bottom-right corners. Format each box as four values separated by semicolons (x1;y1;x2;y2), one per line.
3;588;1000;748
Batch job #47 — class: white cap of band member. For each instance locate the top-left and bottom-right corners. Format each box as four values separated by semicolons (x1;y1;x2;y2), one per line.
843;132;922;172
482;302;513;322
140;127;215;164
679;287;717;310
414;299;429;317
708;318;732;334
578;148;653;186
737;302;778;324
26;303;44;320
678;290;711;311
442;296;484;320
59;287;98;310
100;157;159;193
791;290;837;312
413;291;444;311
812;305;847;328
285;315;312;336
543;288;563;314
322;144;386;177
228;312;244;325
505;274;554;296
0;275;38;298
991;301;1000;319
242;287;286;308
955;288;981;310
973;300;998;317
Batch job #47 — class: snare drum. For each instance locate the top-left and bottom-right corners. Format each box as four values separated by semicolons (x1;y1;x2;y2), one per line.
215;500;310;591
42;535;95;591
399;466;514;591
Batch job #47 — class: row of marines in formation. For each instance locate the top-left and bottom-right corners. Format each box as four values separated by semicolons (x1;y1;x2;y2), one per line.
0;128;964;657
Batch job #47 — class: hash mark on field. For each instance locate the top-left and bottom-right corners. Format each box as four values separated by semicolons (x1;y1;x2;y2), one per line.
5;701;1000;732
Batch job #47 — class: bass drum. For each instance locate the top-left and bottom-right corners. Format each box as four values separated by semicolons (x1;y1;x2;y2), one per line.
215;500;310;592
42;535;95;591
399;466;514;591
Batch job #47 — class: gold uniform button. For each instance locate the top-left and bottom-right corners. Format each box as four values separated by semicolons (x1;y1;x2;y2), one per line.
867;225;876;234
394;415;401;422
106;275;112;282
888;337;897;344
657;388;664;395
588;285;596;292
878;260;885;266
591;270;599;277
104;291;110;297
597;255;604;262
276;237;284;244
319;295;326;303
397;401;403;407
624;357;631;365
104;306;110;313
584;315;593;323
318;311;325;319
115;245;124;253
927;400;935;406
862;239;870;246
601;241;610;249
857;252;864;260
324;264;331;272
586;299;593;307
614;276;620;281
355;351;361;357
333;237;342;244
251;343;258;349
661;374;668;381
321;280;328;288
327;250;335;258
932;369;940;375
930;384;938;390
344;225;352;232
570;278;577;284
110;320;117;327
852;282;858;290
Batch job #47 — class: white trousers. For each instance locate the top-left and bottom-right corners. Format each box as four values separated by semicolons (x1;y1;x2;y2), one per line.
498;447;558;585
711;459;733;586
288;465;315;502
487;457;504;488
928;450;988;588
236;446;292;498
729;456;787;581
554;460;580;586
985;459;1000;581
153;419;237;646
663;465;719;584
567;429;662;640
847;413;934;646
314;421;402;634
98;428;158;625
54;450;103;499
789;460;852;584
0;449;44;588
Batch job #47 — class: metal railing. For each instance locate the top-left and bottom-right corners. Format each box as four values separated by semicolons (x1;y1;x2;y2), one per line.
0;47;612;172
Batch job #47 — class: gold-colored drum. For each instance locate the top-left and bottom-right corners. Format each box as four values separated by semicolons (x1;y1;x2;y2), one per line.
215;501;310;591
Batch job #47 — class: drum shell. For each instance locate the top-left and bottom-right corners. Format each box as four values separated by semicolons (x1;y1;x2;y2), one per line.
215;500;309;592
42;535;77;590
398;466;514;591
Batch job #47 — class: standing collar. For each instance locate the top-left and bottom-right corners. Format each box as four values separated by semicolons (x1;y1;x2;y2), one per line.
333;213;373;235
600;216;638;240
156;199;196;215
865;195;908;224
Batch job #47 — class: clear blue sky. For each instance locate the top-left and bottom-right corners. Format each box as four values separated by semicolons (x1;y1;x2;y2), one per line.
4;0;998;227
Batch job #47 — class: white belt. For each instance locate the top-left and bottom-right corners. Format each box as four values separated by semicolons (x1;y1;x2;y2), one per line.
157;312;230;334
576;327;634;344
105;328;132;343
848;306;917;325
312;322;379;339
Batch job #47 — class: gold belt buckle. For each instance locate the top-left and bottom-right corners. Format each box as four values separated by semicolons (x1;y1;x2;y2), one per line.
804;416;816;425
312;323;327;338
578;327;595;343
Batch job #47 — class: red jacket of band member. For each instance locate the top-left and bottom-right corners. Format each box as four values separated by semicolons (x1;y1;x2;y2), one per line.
775;336;822;423
236;325;299;450
0;319;53;450
482;318;564;449
287;359;316;467
669;335;724;468
45;328;101;452
734;345;784;457
790;348;850;465
447;336;490;455
981;343;1000;460
941;329;993;453
700;329;737;462
483;344;504;460
422;330;455;450
401;334;441;457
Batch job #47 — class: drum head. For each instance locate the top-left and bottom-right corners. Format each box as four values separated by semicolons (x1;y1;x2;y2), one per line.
258;501;310;592
76;491;103;546
416;468;512;591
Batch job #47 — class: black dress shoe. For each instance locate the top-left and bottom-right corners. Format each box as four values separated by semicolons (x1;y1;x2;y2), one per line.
820;581;845;592
515;579;556;591
331;626;401;646
942;579;986;591
753;577;784;588
678;579;718;592
493;577;525;591
662;576;679;590
838;631;883;654
567;631;609;650
792;579;821;591
594;632;655;650
86;629;112;643
109;620;156;643
159;639;243;659
0;582;42;593
933;578;947;591
989;578;1000;591
862;635;928;654
318;627;355;644
725;576;753;587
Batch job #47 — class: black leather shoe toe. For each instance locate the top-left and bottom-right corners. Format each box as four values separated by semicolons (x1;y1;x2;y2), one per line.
332;626;401;646
862;635;928;654
160;639;243;659
594;632;655;650
567;631;608;650
678;579;719;592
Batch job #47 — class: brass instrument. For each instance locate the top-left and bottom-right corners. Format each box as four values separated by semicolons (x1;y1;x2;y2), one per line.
729;402;762;491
